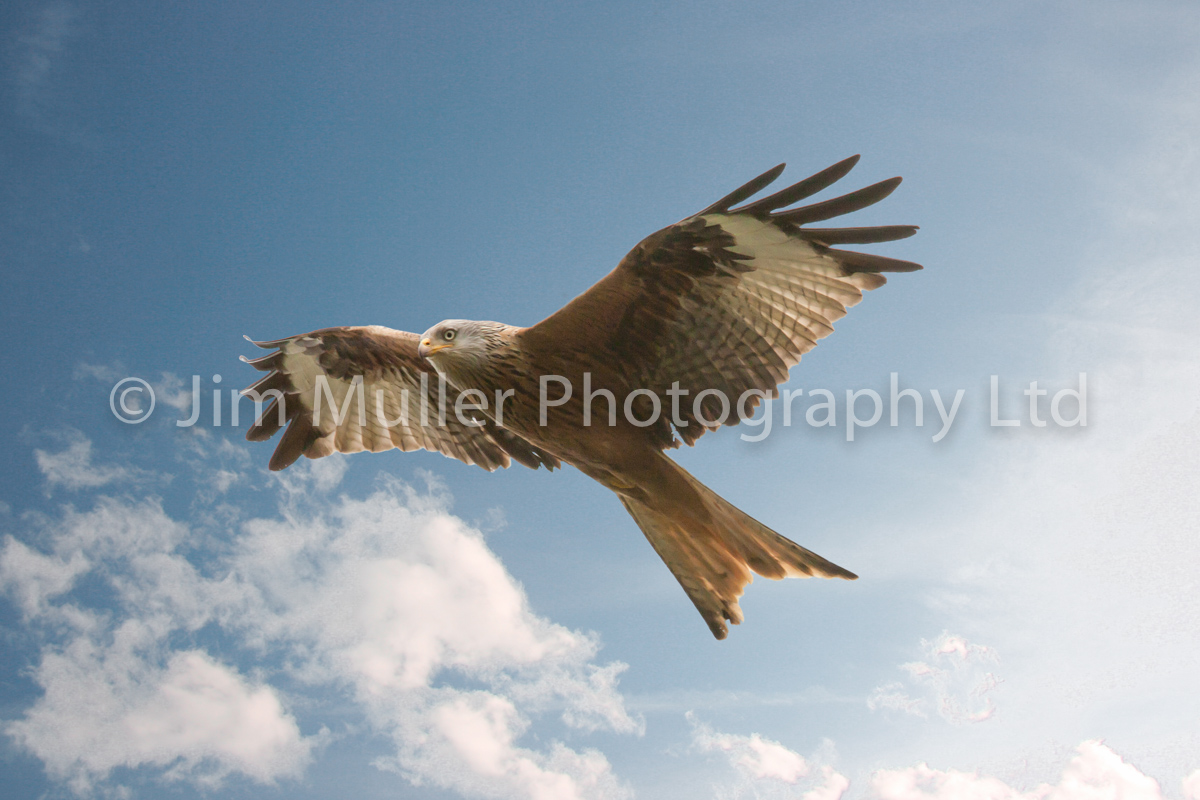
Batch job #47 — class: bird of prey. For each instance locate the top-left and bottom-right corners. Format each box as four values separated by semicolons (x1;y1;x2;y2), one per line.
241;156;921;639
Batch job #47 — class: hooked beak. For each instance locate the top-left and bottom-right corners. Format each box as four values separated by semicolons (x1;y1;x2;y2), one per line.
418;338;451;359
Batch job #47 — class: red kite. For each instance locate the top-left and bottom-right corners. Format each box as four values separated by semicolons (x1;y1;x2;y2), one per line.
242;157;921;638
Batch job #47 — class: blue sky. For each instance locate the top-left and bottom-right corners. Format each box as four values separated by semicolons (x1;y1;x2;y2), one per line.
2;1;1199;798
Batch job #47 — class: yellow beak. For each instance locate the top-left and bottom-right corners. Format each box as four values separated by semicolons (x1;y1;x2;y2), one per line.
418;338;451;359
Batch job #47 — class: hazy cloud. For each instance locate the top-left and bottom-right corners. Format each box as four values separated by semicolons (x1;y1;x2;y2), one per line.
72;363;124;383
1183;769;1200;800
868;633;1001;724
35;432;130;491
854;66;1200;775
869;740;1167;800
10;1;79;135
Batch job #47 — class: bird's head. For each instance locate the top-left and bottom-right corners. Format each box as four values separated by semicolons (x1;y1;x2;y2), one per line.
418;319;504;369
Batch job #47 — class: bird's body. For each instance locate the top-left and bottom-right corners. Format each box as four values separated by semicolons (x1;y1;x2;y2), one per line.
242;157;921;638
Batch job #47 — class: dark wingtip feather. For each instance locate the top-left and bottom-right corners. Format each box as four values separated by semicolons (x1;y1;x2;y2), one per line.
775;176;903;225
242;370;287;400
269;412;316;471
830;248;924;274
241;351;283;371
246;398;283;442
797;224;918;245
736;154;861;215
696;163;786;216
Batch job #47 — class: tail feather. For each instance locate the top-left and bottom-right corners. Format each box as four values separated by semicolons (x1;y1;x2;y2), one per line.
620;458;855;639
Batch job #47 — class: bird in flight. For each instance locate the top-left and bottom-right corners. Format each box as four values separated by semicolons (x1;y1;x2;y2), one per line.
241;156;921;639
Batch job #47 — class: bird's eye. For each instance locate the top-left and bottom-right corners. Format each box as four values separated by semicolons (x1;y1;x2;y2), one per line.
443;329;456;341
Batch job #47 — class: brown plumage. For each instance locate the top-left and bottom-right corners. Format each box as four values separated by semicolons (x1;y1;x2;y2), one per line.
242;157;921;639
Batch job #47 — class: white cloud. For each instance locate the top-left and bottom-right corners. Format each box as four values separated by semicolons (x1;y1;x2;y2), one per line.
868;633;1001;724
1;455;638;798
8;641;314;794
153;372;195;416
34;432;130;490
0;536;88;617
1;493;299;793
869;740;1166;800
209;467;240;494
382;691;631;800
231;470;640;798
690;716;849;800
1183;769;1200;800
268;452;350;495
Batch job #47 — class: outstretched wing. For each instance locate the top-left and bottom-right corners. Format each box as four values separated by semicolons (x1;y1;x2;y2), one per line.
521;156;921;445
241;325;560;471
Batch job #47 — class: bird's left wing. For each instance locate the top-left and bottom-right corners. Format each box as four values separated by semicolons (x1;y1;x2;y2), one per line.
521;156;921;445
241;325;560;471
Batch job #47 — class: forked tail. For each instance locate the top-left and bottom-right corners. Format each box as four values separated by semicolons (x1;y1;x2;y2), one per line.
618;457;856;639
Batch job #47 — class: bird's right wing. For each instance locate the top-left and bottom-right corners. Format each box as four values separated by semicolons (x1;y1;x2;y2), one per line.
241;325;560;472
522;157;921;446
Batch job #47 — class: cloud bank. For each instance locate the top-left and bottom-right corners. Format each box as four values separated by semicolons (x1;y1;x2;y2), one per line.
2;452;638;798
692;723;1188;800
870;740;1168;800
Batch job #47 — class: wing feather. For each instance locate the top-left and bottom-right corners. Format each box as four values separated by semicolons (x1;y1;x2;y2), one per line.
241;326;560;472
696;163;787;215
737;154;862;215
773;176;903;224
522;158;921;446
796;224;918;245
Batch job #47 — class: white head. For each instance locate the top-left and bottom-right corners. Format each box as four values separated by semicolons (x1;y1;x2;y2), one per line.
417;319;508;385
